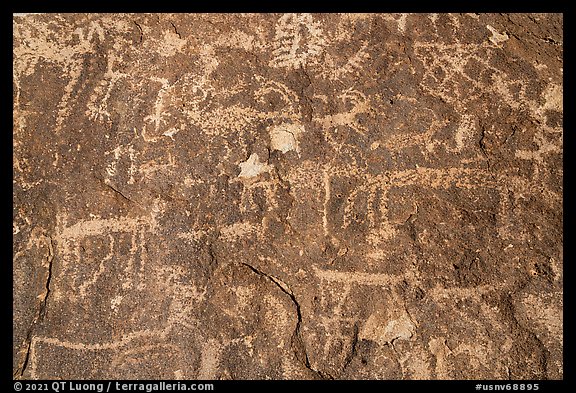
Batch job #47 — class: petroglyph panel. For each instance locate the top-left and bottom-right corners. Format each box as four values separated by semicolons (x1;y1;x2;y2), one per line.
14;13;562;380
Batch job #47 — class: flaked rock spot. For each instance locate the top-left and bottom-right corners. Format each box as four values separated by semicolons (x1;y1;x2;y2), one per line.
238;153;271;179
269;123;304;154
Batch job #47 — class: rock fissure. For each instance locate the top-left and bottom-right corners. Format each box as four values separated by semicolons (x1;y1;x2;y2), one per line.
240;262;326;379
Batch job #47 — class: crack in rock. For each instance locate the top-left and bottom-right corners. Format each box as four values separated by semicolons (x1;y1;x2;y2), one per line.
240;262;326;379
15;235;54;378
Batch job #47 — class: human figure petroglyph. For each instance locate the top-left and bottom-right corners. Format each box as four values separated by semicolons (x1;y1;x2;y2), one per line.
269;13;325;70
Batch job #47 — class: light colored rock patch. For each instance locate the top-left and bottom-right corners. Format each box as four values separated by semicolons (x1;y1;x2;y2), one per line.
220;222;258;242
238;153;271;179
519;293;563;344
542;83;563;112
269;123;304;154
455;115;476;152
429;337;453;379
197;339;223;379
487;25;509;45
360;309;415;345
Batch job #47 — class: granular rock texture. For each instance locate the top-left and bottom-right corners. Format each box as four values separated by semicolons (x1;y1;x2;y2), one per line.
13;13;563;380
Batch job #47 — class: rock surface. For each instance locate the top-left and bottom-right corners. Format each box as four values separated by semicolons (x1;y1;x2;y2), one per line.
13;13;563;380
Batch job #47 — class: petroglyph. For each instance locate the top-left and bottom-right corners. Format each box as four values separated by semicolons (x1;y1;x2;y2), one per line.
429;338;453;379
317;89;372;139
269;13;325;70
313;265;401;287
197;339;223;380
14;13;562;380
